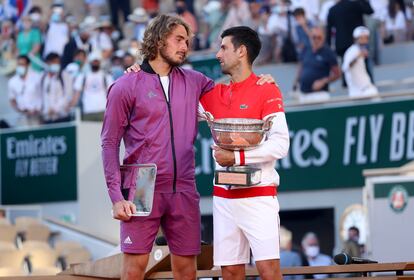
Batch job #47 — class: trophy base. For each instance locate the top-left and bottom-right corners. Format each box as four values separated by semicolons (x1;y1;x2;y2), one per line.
215;166;261;186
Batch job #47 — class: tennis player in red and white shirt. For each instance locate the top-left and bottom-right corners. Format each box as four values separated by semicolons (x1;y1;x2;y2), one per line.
200;27;289;280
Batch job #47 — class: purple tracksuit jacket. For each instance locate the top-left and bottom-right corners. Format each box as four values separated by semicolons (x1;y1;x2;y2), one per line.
101;60;214;204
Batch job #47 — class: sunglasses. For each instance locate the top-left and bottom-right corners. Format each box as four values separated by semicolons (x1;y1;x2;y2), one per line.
312;36;323;40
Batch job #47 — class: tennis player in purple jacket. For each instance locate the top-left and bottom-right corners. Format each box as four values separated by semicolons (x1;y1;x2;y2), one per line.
101;14;214;280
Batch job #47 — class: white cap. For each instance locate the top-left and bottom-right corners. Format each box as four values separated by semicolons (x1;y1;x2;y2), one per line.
128;8;149;23
353;26;370;39
203;1;221;14
80;16;98;31
88;51;102;62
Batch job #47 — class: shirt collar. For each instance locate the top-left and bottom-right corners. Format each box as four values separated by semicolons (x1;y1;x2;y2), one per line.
229;72;257;91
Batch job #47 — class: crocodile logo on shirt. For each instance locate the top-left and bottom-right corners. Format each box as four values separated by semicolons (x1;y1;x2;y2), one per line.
240;104;248;109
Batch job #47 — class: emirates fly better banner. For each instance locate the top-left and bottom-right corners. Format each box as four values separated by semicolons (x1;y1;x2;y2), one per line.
0;124;77;204
195;98;414;196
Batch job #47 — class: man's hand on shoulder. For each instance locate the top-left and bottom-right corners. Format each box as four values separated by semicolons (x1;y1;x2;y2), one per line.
256;74;278;86
125;63;141;73
212;146;235;167
112;200;136;221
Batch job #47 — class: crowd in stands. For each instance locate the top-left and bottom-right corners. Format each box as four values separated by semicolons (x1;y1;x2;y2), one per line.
279;226;365;279
0;0;413;127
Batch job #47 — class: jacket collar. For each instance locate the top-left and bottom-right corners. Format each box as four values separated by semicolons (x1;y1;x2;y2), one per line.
141;59;175;75
141;59;157;74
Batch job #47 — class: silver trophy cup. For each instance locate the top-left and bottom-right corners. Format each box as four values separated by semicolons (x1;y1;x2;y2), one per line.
203;112;273;186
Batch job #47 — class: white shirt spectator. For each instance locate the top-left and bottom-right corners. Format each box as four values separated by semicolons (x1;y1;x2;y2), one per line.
342;44;378;98
267;13;288;34
385;10;406;32
319;0;335;25
8;70;42;112
369;0;388;21
89;31;113;53
41;71;73;121
43;22;69;56
74;70;113;114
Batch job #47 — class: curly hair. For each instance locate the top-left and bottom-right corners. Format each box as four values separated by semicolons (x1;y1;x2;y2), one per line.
140;14;192;61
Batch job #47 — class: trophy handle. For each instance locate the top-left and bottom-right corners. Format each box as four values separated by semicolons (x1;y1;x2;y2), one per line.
263;115;275;131
201;111;215;125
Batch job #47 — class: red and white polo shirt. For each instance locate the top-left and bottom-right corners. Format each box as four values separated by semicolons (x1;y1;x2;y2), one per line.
200;73;290;198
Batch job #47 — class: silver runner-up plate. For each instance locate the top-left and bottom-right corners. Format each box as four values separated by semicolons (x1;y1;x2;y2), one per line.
120;164;157;216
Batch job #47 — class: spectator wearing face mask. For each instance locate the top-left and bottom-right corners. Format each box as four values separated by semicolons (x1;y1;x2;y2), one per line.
301;232;332;279
89;17;114;63
28;6;47;33
16;16;43;71
43;5;69;57
177;0;198;33
8;55;42;126
65;49;88;77
70;51;113;121
342;26;378;99
40;52;73;124
61;23;92;70
110;50;125;80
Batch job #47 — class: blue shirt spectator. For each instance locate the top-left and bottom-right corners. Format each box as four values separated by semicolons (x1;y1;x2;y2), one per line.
280;226;304;280
294;26;340;94
281;250;304;280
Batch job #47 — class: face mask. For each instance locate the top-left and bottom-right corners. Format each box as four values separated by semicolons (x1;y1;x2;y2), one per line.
305;245;320;258
74;59;82;66
359;43;369;50
176;7;186;15
71;29;79;38
51;13;61;23
30;13;41;22
272;5;287;14
48;63;60;73
111;65;124;80
16;66;27;76
91;64;100;72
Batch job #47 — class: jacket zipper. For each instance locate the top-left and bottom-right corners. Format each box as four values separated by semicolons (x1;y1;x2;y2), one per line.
158;75;177;193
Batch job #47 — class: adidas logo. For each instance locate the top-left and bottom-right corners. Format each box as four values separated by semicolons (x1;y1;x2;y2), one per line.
124;236;132;244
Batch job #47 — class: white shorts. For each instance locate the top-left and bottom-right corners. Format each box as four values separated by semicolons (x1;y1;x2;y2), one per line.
213;195;280;266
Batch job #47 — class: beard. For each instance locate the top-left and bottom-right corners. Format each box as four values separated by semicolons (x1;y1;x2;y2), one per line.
220;60;237;75
159;45;186;67
221;65;230;75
